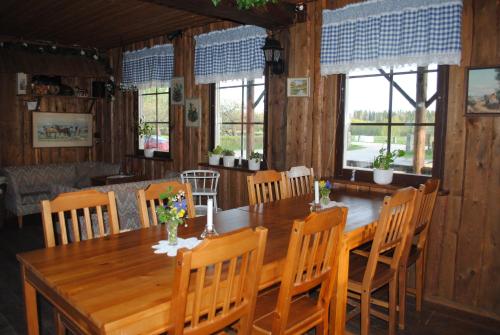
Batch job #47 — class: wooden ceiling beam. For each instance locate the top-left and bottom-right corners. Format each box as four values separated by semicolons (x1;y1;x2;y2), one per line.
139;0;296;29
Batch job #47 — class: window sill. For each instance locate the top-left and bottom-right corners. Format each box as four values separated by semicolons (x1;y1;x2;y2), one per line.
126;154;173;162
198;162;257;173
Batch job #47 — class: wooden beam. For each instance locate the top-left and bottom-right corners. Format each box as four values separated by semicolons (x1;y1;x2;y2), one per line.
139;0;296;29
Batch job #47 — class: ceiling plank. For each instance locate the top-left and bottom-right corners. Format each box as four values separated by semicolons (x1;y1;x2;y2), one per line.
139;0;296;29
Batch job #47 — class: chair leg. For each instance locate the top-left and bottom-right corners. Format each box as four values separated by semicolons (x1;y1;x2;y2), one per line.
389;278;397;335
17;215;23;229
398;266;407;330
361;291;371;335
54;310;66;335
416;254;424;312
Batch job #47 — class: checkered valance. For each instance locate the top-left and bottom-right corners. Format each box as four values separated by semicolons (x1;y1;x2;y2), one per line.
194;25;267;84
320;0;462;75
121;44;174;90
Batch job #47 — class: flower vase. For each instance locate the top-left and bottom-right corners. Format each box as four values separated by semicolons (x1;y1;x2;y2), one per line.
320;193;330;207
167;221;178;246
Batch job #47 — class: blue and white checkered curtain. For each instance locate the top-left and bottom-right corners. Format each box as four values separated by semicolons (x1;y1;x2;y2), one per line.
194;25;267;84
121;44;174;90
320;0;462;75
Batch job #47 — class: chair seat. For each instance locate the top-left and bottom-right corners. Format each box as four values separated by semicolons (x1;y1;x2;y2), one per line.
348;253;394;292
253;287;323;334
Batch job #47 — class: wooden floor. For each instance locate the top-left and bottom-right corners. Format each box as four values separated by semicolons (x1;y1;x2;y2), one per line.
0;215;499;335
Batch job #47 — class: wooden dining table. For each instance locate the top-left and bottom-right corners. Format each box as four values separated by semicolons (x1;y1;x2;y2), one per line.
17;189;386;335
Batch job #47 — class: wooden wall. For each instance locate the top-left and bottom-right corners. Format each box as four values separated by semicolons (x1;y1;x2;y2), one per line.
278;0;500;321
0;62;109;167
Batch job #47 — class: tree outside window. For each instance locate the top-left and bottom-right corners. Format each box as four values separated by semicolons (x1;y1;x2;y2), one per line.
138;87;170;154
214;77;265;158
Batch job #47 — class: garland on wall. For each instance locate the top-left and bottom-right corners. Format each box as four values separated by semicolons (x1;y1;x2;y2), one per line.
211;0;278;9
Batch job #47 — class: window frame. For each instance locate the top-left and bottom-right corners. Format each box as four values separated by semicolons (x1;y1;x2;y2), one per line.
334;65;449;186
209;76;268;166
136;87;171;159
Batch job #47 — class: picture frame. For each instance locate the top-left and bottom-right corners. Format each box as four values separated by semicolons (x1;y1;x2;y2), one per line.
33;112;93;148
466;66;500;116
171;77;185;105
185;98;201;128
16;72;27;95
287;77;310;97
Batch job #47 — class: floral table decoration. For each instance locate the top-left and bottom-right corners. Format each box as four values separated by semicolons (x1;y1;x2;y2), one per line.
156;187;188;246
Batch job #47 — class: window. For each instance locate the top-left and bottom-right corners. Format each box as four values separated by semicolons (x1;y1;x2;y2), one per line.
138;87;170;155
213;77;266;158
336;65;448;184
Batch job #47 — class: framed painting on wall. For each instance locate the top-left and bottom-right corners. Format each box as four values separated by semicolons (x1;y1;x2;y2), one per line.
16;72;27;95
33;112;93;148
287;77;310;97
171;77;185;105
185;98;201;127
466;66;500;116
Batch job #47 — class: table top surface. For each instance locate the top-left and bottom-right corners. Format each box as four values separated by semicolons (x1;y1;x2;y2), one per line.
17;190;385;333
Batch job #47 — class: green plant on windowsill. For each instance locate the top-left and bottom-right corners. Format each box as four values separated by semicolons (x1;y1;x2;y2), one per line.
138;120;155;158
222;149;235;156
208;145;224;157
372;147;405;185
222;149;236;168
249;151;264;161
373;148;405;170
248;151;263;171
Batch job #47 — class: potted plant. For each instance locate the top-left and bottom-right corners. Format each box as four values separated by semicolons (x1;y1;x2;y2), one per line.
138;120;155;158
222;149;236;167
248;151;263;171
372;148;405;185
208;145;224;165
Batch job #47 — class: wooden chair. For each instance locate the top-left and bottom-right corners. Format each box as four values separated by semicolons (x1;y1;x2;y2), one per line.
285;166;314;197
247;170;288;206
41;189;120;248
347;187;417;335
170;227;268;335
137;181;196;228
40;189;121;334
398;179;440;329
252;207;348;335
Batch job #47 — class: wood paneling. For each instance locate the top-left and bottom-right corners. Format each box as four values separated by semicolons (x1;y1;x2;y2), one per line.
0;71;107;167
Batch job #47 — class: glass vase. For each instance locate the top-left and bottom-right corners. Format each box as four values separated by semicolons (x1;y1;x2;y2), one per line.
167;221;178;246
320;193;331;207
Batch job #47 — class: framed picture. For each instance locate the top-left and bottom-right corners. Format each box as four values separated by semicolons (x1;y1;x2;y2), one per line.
171;77;185;105
185;98;201;128
16;72;27;95
466;66;500;116
33;112;93;148
287;77;310;97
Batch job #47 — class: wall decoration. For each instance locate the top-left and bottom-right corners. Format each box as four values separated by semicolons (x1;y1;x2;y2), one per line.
171;77;185;105
185;98;201;128
16;73;27;95
287;77;310;97
32;112;93;148
466;66;500;115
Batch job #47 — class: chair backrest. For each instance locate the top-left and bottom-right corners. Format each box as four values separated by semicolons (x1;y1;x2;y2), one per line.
137;181;196;228
170;227;268;335
401;179;440;265
41;190;120;248
286;166;314;197
180;170;219;193
247;170;288;205
270;207;347;334
363;187;417;286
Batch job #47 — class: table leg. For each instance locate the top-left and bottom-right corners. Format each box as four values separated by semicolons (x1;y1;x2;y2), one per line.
330;239;349;335
21;266;39;335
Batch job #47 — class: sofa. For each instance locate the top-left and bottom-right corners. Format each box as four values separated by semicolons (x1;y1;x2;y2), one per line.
51;173;180;231
2;161;121;227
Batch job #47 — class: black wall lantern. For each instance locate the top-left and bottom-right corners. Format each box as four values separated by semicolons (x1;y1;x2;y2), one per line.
262;37;284;75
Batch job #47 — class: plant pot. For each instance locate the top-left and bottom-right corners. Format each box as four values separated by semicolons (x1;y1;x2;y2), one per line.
248;159;261;171
144;148;155;158
208;154;221;165
373;168;394;185
223;155;235;168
